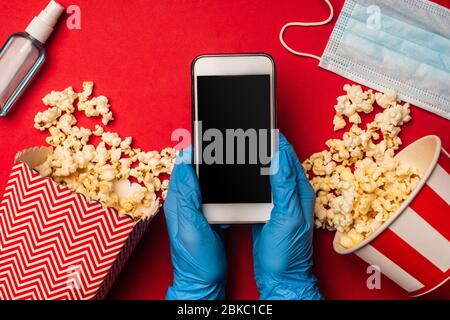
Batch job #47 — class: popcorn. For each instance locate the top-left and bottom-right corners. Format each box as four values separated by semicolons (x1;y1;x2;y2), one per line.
152;177;161;192
129;162;150;182
33;82;176;222
161;147;177;158
95;96;110;114
93;124;104;136
304;85;421;249
109;147;122;163
369;103;411;138
34;107;62;131
102;131;122;147
333;115;346;131
42;86;78;113
117;158;132;179
74;145;95;169
120;137;133;150
161;179;169;191
53;146;78;177
94;141;110;166
102;111;114;126
77;88;114;125
332;84;375;130
375;89;397;109
70;126;92;145
78;99;100;117
137;150;158;164
45;127;66;147
98;165;116;181
56;113;77;134
113;180;160;221
79;81;94;102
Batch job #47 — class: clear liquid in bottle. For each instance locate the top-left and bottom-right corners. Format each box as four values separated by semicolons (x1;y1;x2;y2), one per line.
0;33;45;115
0;0;64;116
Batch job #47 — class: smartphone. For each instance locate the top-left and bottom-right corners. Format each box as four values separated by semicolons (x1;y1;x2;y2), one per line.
192;54;277;223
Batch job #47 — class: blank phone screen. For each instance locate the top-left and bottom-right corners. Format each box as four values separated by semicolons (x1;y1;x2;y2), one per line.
196;75;272;204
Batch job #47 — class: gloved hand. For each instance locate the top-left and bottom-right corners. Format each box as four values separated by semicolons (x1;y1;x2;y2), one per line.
252;134;322;300
164;149;227;300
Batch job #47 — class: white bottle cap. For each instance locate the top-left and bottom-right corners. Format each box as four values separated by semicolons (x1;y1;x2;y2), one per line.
25;1;65;44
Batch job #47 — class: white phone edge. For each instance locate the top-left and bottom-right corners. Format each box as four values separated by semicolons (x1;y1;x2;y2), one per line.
192;53;277;224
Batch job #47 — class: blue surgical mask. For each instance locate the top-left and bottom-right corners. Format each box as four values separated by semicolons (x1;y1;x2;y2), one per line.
280;0;450;119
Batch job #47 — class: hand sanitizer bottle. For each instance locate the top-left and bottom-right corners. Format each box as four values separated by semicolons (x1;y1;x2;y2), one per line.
0;1;65;116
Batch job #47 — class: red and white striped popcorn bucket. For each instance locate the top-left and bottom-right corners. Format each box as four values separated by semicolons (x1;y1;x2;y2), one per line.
0;147;154;299
334;135;449;297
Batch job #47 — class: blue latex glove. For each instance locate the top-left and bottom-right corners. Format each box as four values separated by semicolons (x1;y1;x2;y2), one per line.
252;134;323;300
164;149;227;300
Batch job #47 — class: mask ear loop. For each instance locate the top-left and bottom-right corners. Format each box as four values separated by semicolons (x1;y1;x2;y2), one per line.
279;0;334;61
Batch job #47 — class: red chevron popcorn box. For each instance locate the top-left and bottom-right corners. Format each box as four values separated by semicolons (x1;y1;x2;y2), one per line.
334;136;450;297
0;147;153;300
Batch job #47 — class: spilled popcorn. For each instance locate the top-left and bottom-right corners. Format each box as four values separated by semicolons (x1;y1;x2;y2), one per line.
33;82;177;222
303;85;422;249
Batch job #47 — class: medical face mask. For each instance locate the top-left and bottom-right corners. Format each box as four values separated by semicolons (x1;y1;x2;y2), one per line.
280;0;450;119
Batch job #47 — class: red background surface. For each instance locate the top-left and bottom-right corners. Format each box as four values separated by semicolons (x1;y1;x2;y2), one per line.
0;0;449;300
